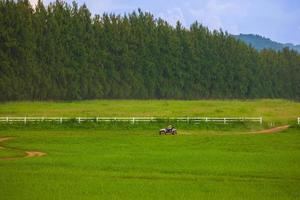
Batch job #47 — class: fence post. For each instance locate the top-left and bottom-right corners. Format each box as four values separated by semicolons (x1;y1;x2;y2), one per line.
96;117;99;123
298;117;300;125
24;117;27;124
260;117;263;125
6;117;8;123
78;117;81;124
224;118;226;124
60;117;62;124
132;117;135;124
205;117;208;122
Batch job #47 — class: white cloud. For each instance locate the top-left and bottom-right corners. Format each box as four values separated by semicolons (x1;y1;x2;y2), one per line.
187;0;245;31
158;7;186;26
88;0;134;14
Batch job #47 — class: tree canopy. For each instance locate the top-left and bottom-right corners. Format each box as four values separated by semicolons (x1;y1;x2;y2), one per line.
0;0;299;101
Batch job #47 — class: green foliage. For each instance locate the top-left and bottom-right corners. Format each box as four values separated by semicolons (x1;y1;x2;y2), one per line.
0;0;300;100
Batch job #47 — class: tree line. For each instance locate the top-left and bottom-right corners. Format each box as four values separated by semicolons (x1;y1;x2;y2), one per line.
0;0;299;101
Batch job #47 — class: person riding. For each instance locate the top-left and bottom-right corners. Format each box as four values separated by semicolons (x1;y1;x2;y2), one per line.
167;125;173;132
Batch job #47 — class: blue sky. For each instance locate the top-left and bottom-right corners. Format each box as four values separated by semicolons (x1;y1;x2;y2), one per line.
30;0;300;44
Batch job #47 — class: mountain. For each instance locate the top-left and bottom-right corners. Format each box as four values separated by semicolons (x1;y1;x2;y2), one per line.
234;34;300;53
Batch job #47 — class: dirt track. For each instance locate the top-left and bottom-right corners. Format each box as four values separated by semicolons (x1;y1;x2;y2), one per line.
0;137;12;143
253;125;290;134
25;151;46;157
0;137;46;160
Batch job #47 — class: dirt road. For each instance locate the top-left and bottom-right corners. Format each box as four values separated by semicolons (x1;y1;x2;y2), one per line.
253;125;290;134
0;137;46;160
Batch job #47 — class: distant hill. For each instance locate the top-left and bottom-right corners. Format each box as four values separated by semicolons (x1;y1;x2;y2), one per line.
234;34;300;53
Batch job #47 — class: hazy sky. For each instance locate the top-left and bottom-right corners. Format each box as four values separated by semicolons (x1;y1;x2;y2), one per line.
30;0;300;44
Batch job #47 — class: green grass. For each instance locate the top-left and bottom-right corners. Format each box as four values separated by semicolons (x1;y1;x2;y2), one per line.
0;100;299;199
0;148;23;158
1;126;300;200
0;99;299;123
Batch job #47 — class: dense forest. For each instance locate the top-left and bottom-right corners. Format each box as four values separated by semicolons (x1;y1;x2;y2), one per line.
0;0;299;101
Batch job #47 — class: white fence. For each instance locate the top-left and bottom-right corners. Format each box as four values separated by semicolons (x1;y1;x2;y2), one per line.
298;117;300;125
0;117;72;124
0;117;263;124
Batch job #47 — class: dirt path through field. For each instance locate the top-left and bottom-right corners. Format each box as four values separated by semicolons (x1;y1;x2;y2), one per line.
0;137;13;143
253;125;290;134
0;137;46;160
25;151;46;158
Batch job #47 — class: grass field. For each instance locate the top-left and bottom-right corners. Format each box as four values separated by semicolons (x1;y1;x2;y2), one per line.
0;126;300;200
0;99;299;123
0;100;299;199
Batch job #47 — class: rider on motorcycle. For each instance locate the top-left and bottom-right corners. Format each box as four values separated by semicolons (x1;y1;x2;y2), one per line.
167;125;173;132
